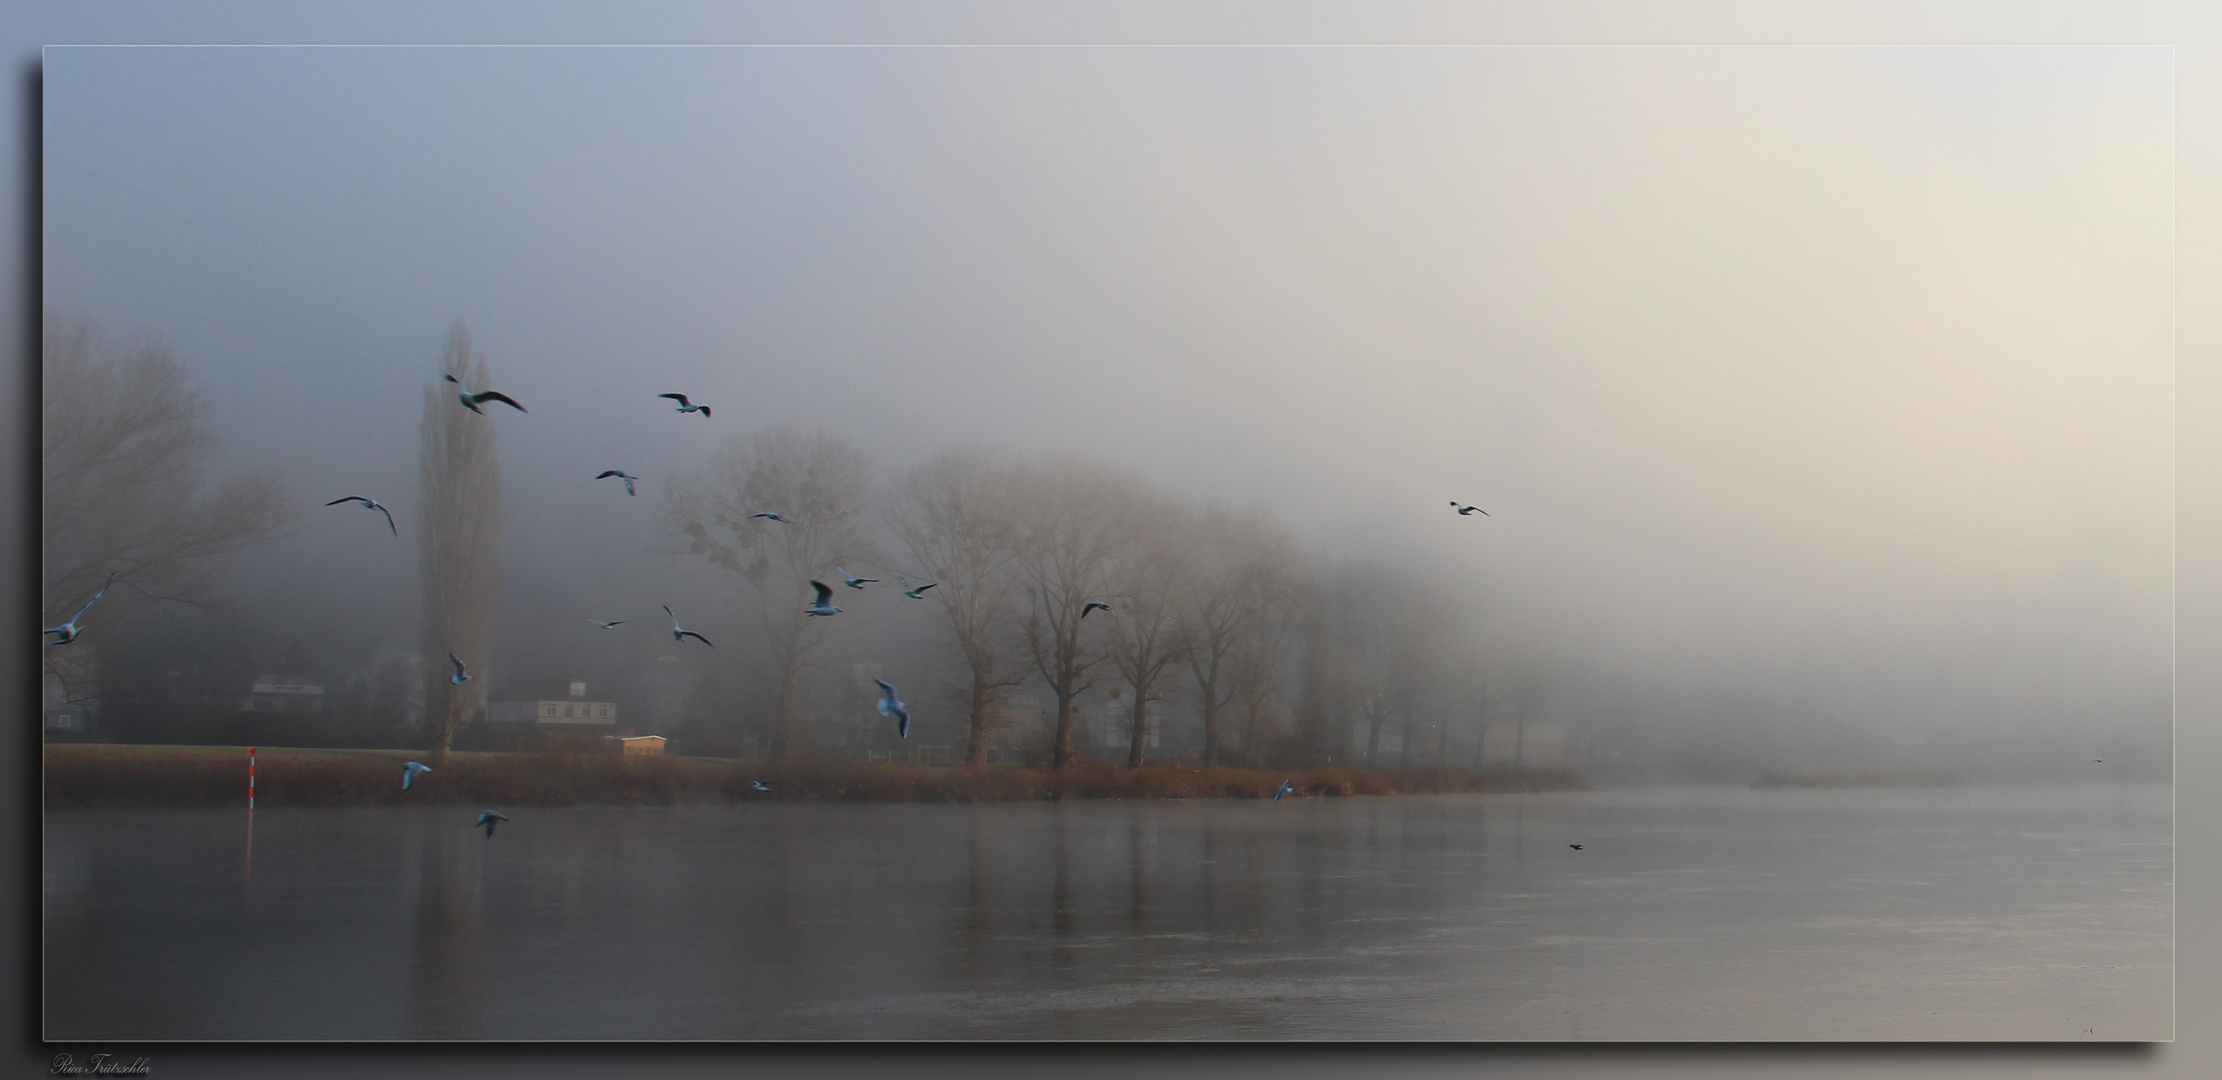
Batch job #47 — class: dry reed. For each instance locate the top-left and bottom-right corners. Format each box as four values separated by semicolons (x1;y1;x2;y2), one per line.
42;744;1584;809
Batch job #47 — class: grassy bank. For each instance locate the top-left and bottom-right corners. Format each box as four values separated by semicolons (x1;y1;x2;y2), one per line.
42;744;1585;808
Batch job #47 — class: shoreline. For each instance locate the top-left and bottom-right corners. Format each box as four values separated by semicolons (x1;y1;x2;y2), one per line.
41;744;1587;809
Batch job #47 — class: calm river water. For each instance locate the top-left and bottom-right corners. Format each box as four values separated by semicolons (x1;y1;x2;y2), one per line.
42;784;2170;1040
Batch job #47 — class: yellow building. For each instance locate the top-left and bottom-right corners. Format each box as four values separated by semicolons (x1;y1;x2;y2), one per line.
610;735;665;756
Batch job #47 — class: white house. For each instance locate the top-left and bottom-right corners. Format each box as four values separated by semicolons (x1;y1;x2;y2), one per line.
241;674;325;715
489;679;619;727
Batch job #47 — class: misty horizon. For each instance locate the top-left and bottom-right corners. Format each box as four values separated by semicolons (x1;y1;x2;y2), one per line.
40;45;2172;781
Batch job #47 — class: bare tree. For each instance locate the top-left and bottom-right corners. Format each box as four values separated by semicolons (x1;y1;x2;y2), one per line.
1175;505;1302;768
889;447;1028;765
669;427;874;759
1013;457;1133;769
418;324;504;765
1390;604;1454;768
1295;561;1423;767
1228;580;1303;766
41;312;294;717
1105;494;1192;769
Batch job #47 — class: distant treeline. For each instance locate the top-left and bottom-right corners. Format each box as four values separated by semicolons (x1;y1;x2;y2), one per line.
42;745;1585;809
653;438;1540;772
42;313;1567;773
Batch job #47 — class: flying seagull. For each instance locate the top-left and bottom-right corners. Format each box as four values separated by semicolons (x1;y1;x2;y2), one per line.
1081;602;1111;619
43;572;115;646
448;652;472;685
444;373;527;414
1273;779;1295;802
751;512;796;525
657;393;711;417
837;566;878;590
750;780;775;792
595;470;637;496
324;496;397;535
1450;501;1490;517
898;575;937;600
588;618;628;630
662;605;715;648
476;810;509;839
804;581;842;617
402;761;432;791
874;679;911;740
1568;844;1584;851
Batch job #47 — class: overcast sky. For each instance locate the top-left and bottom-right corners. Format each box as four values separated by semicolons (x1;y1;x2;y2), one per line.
41;45;2173;765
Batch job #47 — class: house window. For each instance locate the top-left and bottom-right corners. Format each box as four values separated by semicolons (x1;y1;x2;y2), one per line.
544;704;557;717
570;680;586;697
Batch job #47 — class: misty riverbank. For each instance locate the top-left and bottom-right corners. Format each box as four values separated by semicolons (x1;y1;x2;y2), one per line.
41;745;1587;809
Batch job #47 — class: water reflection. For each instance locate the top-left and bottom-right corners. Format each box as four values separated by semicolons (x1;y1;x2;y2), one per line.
44;787;2172;1040
407;827;482;1038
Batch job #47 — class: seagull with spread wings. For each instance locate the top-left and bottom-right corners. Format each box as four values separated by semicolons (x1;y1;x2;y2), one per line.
874;680;911;740
662;605;715;648
324;496;397;535
804;581;842;617
595;471;638;496
43;572;115;646
899;575;938;600
444;373;527;414
657;393;711;417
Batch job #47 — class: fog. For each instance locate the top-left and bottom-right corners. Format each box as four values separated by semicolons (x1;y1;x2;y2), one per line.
41;46;2171;779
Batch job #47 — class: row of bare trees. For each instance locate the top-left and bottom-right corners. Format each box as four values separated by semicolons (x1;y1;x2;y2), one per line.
666;430;1519;770
39;313;1541;768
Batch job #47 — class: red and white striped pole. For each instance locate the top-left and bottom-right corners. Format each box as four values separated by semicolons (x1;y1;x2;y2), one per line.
248;746;257;811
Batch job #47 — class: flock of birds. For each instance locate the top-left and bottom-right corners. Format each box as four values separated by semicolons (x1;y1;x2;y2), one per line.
359;377;959;834
44;368;1511;837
